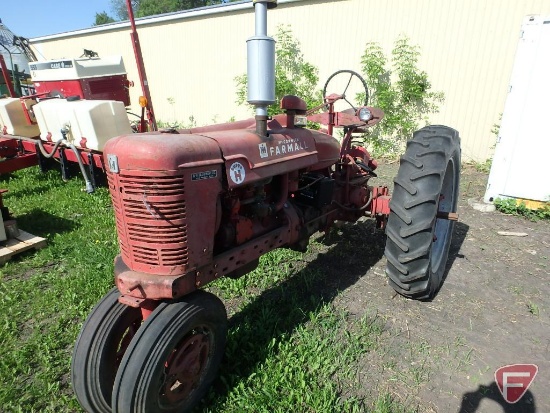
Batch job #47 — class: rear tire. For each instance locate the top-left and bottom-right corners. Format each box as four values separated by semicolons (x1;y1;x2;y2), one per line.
384;125;460;299
112;290;227;413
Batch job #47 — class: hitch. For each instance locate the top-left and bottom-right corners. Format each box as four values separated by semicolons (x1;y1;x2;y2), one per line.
436;211;459;221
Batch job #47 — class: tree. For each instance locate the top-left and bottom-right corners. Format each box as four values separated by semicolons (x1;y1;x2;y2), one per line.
359;36;444;156
110;0;140;20
107;0;239;20
93;11;116;26
235;25;321;117
137;0;182;18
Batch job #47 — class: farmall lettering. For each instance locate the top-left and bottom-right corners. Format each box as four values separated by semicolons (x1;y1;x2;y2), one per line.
258;138;309;159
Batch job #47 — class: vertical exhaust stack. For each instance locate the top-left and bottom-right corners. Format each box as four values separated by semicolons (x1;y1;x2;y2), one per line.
247;0;277;137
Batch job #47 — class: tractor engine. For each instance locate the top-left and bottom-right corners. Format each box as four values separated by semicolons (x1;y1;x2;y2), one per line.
104;110;380;303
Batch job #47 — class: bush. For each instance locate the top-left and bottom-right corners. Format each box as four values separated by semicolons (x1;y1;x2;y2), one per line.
359;36;444;156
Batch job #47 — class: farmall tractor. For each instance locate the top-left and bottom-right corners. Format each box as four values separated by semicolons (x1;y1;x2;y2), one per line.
71;1;460;412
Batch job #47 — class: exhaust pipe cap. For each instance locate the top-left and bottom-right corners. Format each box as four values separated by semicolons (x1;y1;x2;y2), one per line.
253;0;278;9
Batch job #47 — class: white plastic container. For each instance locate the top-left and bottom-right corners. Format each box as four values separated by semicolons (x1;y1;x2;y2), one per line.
33;98;132;151
0;97;39;137
33;98;67;142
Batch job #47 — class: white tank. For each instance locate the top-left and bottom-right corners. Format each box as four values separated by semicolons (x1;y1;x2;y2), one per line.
0;97;39;137
33;98;132;151
32;98;67;142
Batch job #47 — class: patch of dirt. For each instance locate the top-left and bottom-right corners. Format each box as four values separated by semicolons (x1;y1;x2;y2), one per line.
330;163;550;412
1;261;59;282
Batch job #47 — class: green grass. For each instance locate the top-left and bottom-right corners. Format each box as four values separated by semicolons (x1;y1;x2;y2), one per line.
0;168;116;412
0;167;410;412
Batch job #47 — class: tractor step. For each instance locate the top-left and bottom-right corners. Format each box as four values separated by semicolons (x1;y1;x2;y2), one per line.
0;229;47;265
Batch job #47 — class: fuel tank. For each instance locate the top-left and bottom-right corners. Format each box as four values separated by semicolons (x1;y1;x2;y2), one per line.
185;116;341;188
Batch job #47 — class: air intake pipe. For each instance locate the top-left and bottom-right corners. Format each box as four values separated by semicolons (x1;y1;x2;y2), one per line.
247;0;277;137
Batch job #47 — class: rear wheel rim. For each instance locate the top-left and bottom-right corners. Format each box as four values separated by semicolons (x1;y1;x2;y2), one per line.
431;160;456;273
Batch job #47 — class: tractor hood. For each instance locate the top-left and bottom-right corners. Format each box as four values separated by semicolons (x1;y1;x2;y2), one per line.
104;118;340;189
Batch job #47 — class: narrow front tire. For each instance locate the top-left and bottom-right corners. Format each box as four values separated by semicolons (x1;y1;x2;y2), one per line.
112;290;227;413
71;287;143;413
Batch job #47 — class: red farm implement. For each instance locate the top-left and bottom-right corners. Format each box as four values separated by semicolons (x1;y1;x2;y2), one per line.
0;10;155;191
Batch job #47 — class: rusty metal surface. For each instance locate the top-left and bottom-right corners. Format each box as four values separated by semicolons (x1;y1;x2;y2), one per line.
115;255;193;300
280;95;307;112
0;136;38;173
307;106;384;130
0;134;106;170
203;128;319;189
104;132;223;172
108;167;223;276
126;0;157;130
107;97;389;302
114;224;291;300
437;211;459;221
370;186;391;216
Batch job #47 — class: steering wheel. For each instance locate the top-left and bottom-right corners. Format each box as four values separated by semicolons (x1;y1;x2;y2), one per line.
322;70;369;112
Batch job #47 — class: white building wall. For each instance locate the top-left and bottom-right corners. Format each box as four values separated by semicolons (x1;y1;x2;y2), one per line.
30;0;550;161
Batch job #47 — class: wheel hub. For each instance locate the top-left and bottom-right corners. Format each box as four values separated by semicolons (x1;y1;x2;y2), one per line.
161;328;211;404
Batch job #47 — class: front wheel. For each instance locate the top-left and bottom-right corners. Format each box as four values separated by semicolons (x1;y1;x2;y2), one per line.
384;125;461;300
71;287;143;413
112;290;227;413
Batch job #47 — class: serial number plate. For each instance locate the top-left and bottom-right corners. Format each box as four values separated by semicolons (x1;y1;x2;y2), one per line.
192;170;217;181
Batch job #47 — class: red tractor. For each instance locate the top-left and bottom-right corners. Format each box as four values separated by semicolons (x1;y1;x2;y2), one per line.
71;1;460;412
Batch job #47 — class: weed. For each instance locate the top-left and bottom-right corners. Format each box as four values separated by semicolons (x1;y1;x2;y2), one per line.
490;113;501;148
494;198;550;221
527;302;540;316
156;115;197;130
372;393;417;413
472;159;492;174
508;285;524;295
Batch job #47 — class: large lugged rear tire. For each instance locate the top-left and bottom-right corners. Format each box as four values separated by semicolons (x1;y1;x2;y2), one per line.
384;125;460;300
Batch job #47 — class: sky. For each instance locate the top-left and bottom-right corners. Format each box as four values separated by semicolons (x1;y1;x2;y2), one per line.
1;0;114;39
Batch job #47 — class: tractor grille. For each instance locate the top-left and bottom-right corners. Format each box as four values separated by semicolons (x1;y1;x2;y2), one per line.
108;172;189;275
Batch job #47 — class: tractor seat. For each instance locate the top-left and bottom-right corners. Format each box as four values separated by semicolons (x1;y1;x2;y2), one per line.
280;95;307;114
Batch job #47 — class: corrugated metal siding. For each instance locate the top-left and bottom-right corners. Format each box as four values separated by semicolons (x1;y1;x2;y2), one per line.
31;0;550;161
